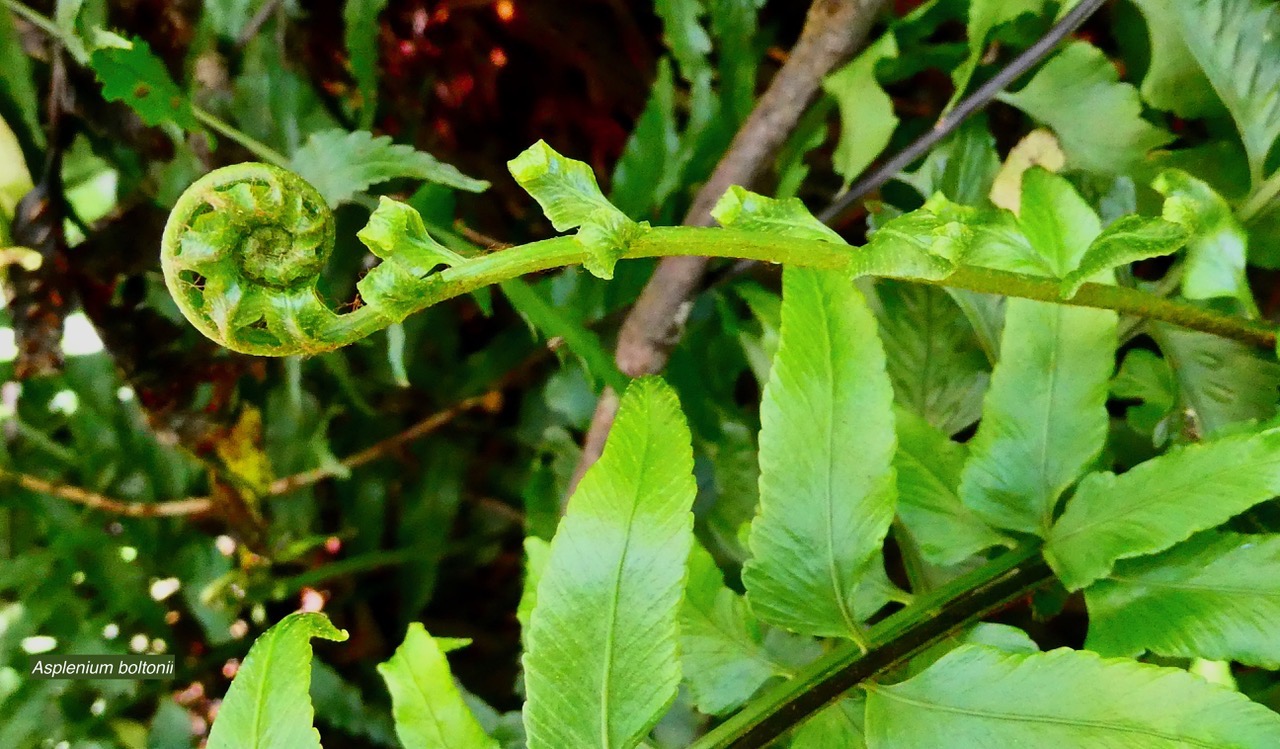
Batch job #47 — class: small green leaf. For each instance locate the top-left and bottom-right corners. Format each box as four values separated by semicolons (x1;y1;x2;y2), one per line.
680;542;780;716
850;196;978;281
999;42;1172;174
509;140;646;279
1172;0;1280;182
1087;531;1280;668
1059;215;1190;299
823;33;899;189
377;624;497;749
206;612;349;749
291;129;488;208
743;267;896;640
90;38;199;131
865;645;1280;747
1155;169;1256;313
894;408;1011;567
1018;168;1102;277
522;377;696;749
896;117;1000;207
710;186;843;242
1046;426;1280;590
344;0;388;130
358;197;464;272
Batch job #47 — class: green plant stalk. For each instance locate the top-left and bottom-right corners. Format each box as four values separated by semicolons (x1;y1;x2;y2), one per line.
401;228;1279;350
688;542;1052;749
165;214;1278;355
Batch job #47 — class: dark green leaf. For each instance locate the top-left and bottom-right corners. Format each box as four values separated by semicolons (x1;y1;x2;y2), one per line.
344;0;388;130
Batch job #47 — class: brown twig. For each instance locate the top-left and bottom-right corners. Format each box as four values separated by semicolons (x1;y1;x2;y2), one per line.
3;393;498;518
267;392;500;495
568;0;889;500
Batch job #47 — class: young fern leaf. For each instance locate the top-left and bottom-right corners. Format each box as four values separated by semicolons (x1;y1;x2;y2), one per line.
378;625;497;749
161;163;459;356
522;377;696;749
207;612;349;749
508;140;649;279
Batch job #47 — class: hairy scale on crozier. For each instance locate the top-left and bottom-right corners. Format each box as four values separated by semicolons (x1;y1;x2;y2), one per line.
162;163;381;356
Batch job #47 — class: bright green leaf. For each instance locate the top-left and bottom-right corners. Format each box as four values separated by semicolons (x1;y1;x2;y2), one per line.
522;377;696;749
711;185;843;242
344;0;388;130
743;267;896;639
1059;215;1190;299
517;536;550;644
292;129;488;207
377;624;497;749
1047;426;1280;590
680;542;780;716
850;196;979;281
958;302;1115;535
358;197;464;272
823;33;899;189
999;42;1172;174
1087;531;1280;668
1155;169;1256;313
865;645;1280;747
894;408;1011;567
1172;0;1280;182
1018;168;1101;277
509;140;646;279
90;38;199;131
206;612;349;749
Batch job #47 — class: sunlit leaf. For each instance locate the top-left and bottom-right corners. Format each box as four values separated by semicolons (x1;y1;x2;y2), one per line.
1087;531;1280;668
207;612;349;749
377;624;497;749
1047;426;1280;590
743;267;896;639
522;377;696;749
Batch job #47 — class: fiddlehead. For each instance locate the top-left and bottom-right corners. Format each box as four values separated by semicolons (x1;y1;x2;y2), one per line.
162;163;340;356
162;163;460;356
